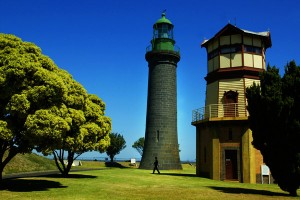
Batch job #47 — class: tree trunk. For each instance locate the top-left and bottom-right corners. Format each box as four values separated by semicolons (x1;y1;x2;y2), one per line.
0;165;3;181
289;190;297;197
63;151;74;177
53;149;76;177
0;145;18;181
110;155;114;162
53;150;65;175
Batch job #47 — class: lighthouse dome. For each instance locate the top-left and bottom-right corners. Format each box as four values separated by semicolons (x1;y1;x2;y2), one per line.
154;12;173;27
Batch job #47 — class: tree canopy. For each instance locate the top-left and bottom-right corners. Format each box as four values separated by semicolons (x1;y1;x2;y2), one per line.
0;33;111;178
246;61;300;196
132;137;144;156
105;133;126;162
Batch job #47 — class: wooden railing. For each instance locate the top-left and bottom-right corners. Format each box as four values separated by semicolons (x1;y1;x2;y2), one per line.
192;103;248;122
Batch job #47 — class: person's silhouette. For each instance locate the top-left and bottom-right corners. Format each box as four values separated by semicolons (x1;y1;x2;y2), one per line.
152;157;160;174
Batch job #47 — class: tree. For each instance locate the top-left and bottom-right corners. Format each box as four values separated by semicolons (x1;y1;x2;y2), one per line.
23;51;111;177
25;92;111;176
0;34;69;180
246;61;300;196
132;137;144;156
106;133;126;162
0;34;111;179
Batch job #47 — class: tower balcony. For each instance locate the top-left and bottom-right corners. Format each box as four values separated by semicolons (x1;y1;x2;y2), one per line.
192;103;248;124
146;44;180;54
145;44;180;64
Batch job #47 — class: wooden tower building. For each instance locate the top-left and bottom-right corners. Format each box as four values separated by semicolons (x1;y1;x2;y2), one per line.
192;24;271;183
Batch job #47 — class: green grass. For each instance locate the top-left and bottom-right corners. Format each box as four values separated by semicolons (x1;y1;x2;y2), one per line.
0;163;297;200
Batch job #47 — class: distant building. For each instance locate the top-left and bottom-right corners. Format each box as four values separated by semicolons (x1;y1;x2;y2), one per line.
140;12;182;170
192;24;271;183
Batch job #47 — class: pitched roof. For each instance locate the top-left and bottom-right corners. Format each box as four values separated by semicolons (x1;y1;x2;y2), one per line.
201;23;272;48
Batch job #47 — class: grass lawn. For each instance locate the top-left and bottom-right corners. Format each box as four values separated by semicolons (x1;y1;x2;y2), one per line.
0;163;297;200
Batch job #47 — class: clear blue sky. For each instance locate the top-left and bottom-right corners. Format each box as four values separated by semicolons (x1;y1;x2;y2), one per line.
1;0;299;161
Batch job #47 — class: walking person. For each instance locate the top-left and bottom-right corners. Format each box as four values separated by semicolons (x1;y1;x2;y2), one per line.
152;157;160;174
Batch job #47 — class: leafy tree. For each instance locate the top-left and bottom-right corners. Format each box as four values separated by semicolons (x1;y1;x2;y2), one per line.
132;137;144;156
23;50;111;177
106;133;126;162
0;34;111;179
0;34;68;180
246;61;300;196
25;93;111;176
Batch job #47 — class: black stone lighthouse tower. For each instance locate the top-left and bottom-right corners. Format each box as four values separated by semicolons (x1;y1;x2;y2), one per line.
140;12;182;170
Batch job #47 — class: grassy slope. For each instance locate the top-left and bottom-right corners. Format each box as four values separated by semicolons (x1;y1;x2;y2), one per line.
3;153;130;175
3;153;57;175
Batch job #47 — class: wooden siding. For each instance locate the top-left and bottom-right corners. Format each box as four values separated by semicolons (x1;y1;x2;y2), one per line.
231;34;242;44
213;39;219;50
253;37;262;47
220;54;230;68
244;35;252;45
208;59;214;73
244;78;260;88
208;56;219;73
244;53;253;67
220;35;230;45
253;55;263;68
213;56;219;71
206;81;219;106
232;53;242;67
207;43;212;53
218;78;245;116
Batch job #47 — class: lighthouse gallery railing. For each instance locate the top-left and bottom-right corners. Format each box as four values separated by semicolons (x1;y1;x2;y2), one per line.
192;103;248;122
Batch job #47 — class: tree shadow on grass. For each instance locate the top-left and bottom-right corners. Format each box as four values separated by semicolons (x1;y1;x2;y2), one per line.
0;179;67;192
105;162;129;168
42;173;97;179
208;186;290;197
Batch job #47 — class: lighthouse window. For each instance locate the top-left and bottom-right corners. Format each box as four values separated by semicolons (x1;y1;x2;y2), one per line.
244;45;262;54
154;24;174;39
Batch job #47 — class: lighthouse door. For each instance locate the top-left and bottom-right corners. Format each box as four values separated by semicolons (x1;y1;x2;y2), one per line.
225;150;238;180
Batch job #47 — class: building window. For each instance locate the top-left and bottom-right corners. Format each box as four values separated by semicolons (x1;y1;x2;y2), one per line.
208;45;242;60
220;45;242;54
157;130;160;142
244;45;262;54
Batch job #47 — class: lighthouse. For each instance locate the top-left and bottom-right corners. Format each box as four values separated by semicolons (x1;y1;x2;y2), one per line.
139;12;182;170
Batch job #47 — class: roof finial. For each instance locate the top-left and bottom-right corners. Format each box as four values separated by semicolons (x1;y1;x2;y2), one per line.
162;9;167;17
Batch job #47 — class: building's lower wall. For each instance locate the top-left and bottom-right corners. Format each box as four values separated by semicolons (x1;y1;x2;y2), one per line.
195;120;266;184
196;125;212;178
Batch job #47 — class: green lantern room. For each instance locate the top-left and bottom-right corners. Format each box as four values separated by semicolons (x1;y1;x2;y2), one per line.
151;12;175;51
192;24;271;183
